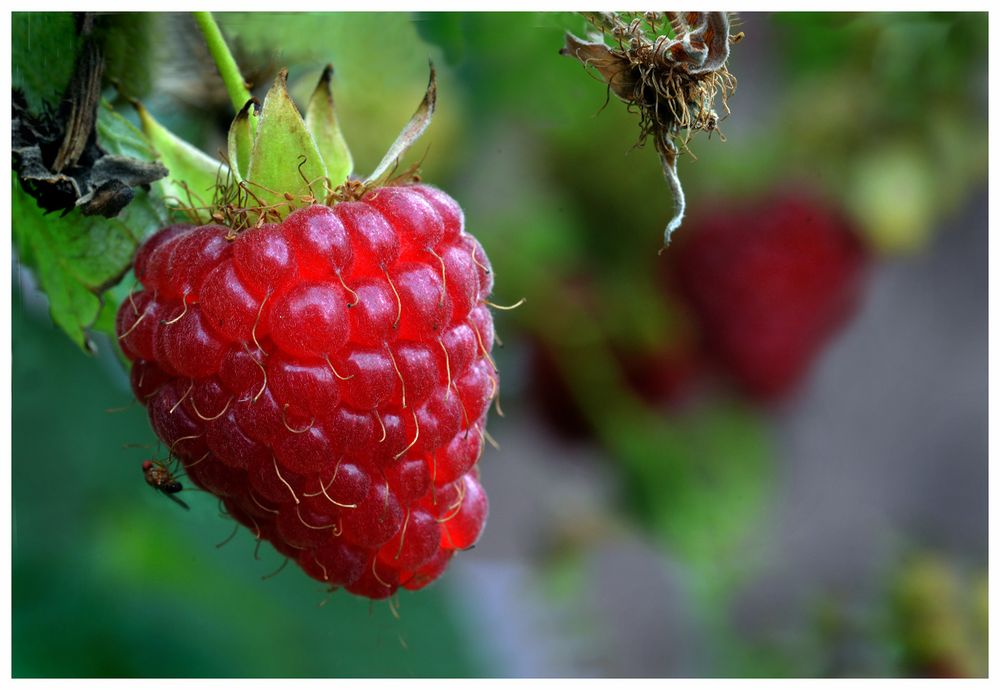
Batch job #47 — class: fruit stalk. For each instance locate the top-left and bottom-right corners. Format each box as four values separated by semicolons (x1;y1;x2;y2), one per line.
193;12;254;115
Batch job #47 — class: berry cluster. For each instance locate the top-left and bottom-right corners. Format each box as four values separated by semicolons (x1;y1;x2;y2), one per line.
117;184;495;598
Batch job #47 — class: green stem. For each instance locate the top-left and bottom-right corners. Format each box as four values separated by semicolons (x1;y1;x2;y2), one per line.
193;12;252;114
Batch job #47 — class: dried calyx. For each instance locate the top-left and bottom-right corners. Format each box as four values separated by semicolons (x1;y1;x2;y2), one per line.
12;24;167;219
561;12;740;248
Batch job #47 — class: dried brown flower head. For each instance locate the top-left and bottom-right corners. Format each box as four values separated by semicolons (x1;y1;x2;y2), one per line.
561;12;740;248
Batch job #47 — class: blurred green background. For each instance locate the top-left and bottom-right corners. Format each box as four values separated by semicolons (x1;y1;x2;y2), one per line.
11;12;988;677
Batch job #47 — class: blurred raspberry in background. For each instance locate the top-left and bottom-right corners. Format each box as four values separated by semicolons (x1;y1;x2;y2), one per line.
666;191;869;404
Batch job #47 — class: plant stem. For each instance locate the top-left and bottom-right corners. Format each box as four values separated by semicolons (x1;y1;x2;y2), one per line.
193;12;252;114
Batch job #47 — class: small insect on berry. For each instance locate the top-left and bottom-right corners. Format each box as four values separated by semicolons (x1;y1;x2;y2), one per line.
142;459;190;510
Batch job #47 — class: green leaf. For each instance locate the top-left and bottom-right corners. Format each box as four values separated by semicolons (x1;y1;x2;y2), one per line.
11;12;81;111
246;70;327;213
304;66;353;187
14;183;133;351
134;101;225;221
12;106;169;351
94;101;156;161
90;290;123;341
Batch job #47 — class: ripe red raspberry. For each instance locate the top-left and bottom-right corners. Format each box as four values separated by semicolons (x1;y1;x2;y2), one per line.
117;184;495;598
667;192;868;402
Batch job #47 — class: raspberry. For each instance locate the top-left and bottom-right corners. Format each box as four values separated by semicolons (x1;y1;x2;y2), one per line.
666;192;868;402
117;184;495;598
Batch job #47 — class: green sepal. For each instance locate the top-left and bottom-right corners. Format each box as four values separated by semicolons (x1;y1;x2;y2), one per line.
305;65;353;188
133;101;225;222
364;63;436;187
227;98;258;183
245;70;328;215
